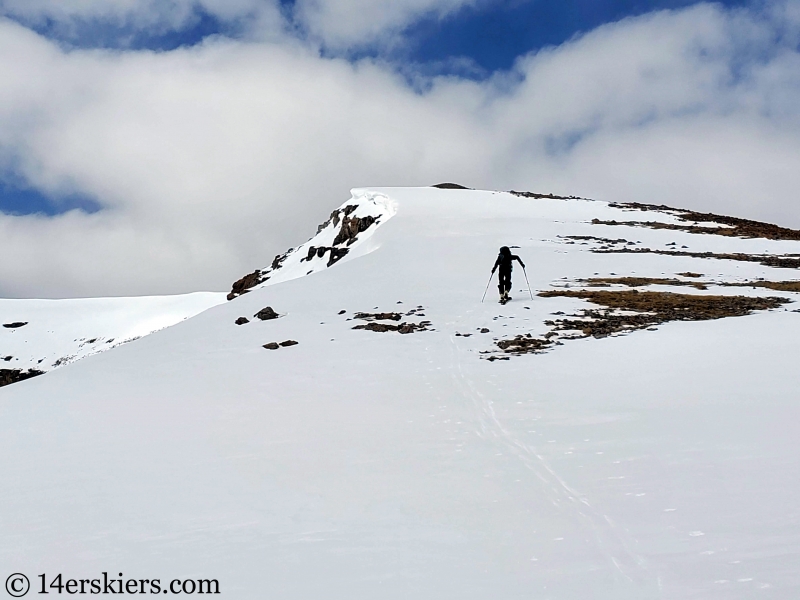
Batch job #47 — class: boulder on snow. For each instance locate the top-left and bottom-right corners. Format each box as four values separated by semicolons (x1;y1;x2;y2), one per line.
254;307;280;321
262;342;279;350
279;340;298;347
235;317;249;325
3;322;28;328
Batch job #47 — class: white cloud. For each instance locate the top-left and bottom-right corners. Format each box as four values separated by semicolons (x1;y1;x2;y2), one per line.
291;0;476;50
0;3;799;297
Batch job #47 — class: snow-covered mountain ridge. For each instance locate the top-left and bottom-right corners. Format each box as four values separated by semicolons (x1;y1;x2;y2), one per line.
2;187;800;599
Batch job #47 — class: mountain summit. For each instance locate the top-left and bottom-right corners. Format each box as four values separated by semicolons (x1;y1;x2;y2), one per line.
2;187;800;598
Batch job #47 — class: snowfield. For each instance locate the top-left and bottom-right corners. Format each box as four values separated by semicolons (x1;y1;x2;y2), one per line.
2;187;800;599
0;293;226;377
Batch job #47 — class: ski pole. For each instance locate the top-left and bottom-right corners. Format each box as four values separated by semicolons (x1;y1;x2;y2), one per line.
522;266;534;300
481;271;495;303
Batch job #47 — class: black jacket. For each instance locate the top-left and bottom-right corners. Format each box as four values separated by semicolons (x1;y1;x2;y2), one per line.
492;248;524;272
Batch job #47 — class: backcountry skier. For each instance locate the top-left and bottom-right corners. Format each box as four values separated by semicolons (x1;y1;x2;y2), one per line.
492;246;525;304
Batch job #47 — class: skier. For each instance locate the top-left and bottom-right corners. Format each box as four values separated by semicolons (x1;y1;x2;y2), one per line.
491;246;525;304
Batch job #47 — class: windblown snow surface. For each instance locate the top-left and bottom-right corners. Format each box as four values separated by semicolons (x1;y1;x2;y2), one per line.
2;187;800;599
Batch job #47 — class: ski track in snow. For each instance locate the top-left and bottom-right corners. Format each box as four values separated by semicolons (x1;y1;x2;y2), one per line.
447;331;653;587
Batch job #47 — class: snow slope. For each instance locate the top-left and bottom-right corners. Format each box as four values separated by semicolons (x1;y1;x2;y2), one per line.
2;187;800;599
0;292;226;376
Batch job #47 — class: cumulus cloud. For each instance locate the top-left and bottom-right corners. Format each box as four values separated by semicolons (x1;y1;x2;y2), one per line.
0;2;799;297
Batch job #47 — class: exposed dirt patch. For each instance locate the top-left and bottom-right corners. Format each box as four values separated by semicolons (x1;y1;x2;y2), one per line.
539;290;787;336
489;289;788;358
496;334;553;354
3;322;27;329
563;235;636;246
595;246;800;270
724;280;800;292
509;191;582;200
599;202;800;240
0;368;43;387
353;321;431;334
584;277;707;290
354;312;403;321
678;272;703;278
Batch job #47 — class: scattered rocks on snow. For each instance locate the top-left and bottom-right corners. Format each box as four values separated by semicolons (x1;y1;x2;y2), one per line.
263;340;299;350
235;317;250;325
254;307;280;321
3;322;27;328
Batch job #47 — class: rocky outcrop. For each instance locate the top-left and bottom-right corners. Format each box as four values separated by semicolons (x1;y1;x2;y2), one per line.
227;270;266;301
0;368;43;388
333;215;377;246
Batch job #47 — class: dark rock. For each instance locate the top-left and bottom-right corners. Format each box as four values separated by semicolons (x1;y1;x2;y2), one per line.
228;270;266;301
3;322;27;328
432;183;470;189
235;317;249;325
3;356;11;361
271;253;288;270
338;310;346;315
254;307;280;321
0;368;44;387
263;342;280;350
279;340;298;347
327;247;349;266
332;215;377;246
480;328;490;333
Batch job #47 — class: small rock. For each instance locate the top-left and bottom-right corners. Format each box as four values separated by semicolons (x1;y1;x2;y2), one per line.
235;317;249;325
3;322;27;329
263;342;280;350
279;340;299;347
338;310;346;315
254;307;280;320
480;328;490;333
